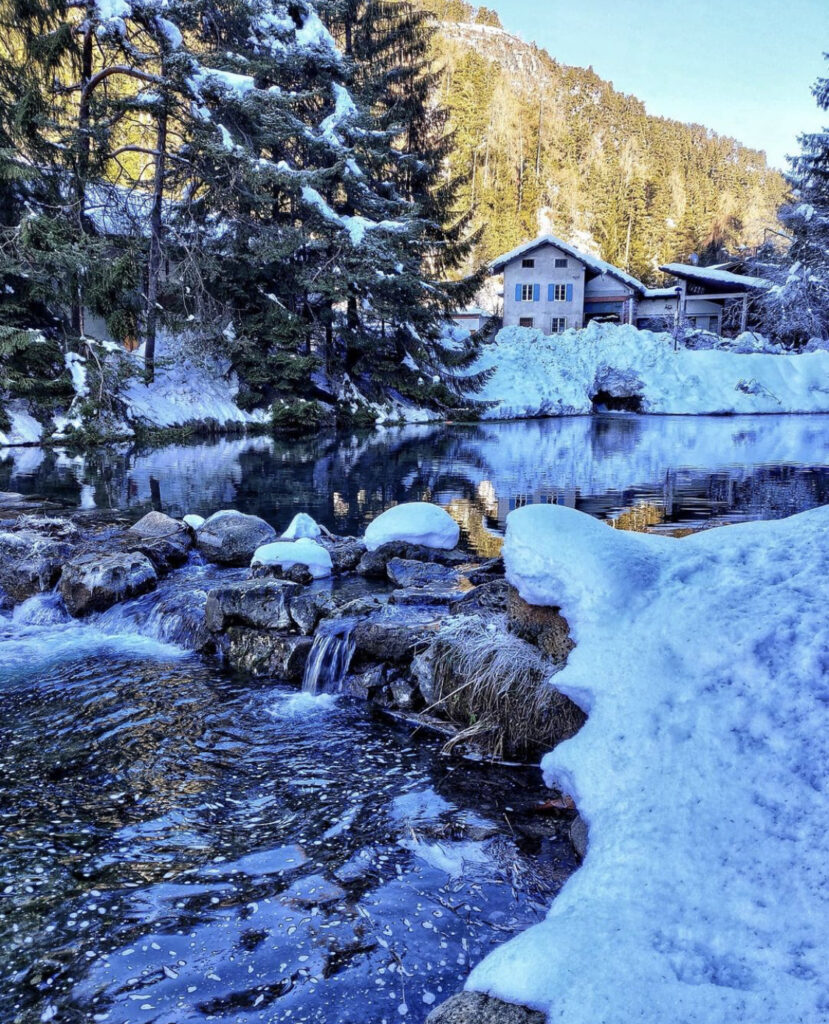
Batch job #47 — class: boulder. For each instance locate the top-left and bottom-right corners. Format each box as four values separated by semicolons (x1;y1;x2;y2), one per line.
183;514;205;531
507;587;575;666
352;617;437;664
357;541;467;578
59;551;157;616
221;628;312;681
0;529;74;602
196;510;277;566
289;589;337;635
251;538;333;579
386;558;459;588
322;537;366;573
570;814;588;860
411;649;437;704
342;664;386;699
426;992;545;1024
455;578;511;615
123;517;191;572
364;502;459;552
205;579;301;632
128;510;190;542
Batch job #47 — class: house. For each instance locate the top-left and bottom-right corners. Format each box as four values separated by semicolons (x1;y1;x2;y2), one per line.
491;235;647;334
491;235;771;336
451;306;494;333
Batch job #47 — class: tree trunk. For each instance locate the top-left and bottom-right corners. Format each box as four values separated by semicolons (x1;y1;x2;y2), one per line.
144;103;168;382
72;19;94;335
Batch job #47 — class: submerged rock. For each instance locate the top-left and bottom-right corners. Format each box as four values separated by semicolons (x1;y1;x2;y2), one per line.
426;992;545;1024
205;579;301;632
60;551;157;616
220;628;312;681
196;510;277;566
507;587;574;665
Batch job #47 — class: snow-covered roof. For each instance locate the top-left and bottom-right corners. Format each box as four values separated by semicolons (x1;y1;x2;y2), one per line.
660;263;771;291
453;306;492;318
490;235;647;294
642;286;681;299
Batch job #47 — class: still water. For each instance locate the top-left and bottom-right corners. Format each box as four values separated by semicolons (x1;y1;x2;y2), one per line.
2;415;827;548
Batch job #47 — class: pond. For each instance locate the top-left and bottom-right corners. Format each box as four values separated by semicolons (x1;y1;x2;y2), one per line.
1;413;827;1024
2;415;828;550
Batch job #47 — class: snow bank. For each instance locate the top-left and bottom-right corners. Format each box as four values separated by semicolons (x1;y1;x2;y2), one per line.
364;502;460;552
467;503;828;1023
0;401;43;446
472;323;829;417
251;538;333;578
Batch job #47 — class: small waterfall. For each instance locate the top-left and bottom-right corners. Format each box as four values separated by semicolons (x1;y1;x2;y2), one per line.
302;618;357;695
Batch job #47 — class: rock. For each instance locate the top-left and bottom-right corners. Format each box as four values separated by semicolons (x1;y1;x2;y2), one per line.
196;510;277;566
426;992;545;1024
129;510;189;541
151;589;212;650
289;589;336;635
251;538;333;579
389;587;462;607
364;502;459;552
455;579;511;615
389;674;417;708
0;530;75;602
569;814;588;860
342;664;386;698
386;558;459;588
507;587;575;665
282;873;345;908
59;551;157;616
352;617;437;664
205;579;301;632
411;649;437;704
322;537;366;573
330;594;387;619
358;541;466;578
221;628;312;681
125;511;192;571
464;556;504;584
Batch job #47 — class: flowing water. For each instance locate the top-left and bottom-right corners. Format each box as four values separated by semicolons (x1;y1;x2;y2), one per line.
2;414;828;1023
302;619;358;696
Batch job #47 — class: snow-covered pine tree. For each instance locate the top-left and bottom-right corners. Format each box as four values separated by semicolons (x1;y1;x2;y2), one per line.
755;55;829;346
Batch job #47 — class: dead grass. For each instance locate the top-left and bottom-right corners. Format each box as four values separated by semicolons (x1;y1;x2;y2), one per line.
425;615;586;761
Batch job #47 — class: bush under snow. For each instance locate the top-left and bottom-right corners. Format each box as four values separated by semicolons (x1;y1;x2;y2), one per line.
466;503;828;1024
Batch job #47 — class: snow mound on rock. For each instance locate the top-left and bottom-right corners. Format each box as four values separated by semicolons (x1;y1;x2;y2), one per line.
281;512;322;540
467;503;829;1023
251;538;333;578
470;322;829;417
364;502;460;552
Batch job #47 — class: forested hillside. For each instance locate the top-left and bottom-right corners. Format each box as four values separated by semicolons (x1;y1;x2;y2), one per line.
420;1;788;280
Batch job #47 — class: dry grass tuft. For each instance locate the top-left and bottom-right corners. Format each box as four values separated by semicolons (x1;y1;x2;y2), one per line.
425;615;586;761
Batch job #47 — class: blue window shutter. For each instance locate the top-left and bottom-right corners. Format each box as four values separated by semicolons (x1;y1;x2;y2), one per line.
533;283;540;302
515;283;522;302
547;284;554;302
566;283;573;302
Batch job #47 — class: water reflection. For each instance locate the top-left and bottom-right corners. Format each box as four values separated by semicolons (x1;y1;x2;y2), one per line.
1;416;827;548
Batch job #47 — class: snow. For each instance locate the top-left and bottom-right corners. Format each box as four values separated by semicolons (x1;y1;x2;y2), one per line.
467;503;829;1024
281;512;322;540
364;502;460;552
65;351;89;399
661;263;771;290
471;323;829;417
0;401;44;446
320;83;357;147
183;514;205;530
250;538;333;578
301;185;406;246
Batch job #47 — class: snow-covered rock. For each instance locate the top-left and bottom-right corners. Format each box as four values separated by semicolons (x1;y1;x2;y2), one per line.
183;514;205;530
281;512;322;540
470;322;829;417
364;502;460;552
467;503;828;1024
196;510;277;566
251;537;333;579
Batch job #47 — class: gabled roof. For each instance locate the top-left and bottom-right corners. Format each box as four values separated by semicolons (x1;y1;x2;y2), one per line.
490;234;647;295
660;263;771;292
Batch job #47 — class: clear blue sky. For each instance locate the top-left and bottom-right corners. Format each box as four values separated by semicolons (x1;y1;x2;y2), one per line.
484;0;828;169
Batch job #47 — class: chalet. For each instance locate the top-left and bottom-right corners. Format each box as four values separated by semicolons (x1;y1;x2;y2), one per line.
451;306;495;333
491;235;771;336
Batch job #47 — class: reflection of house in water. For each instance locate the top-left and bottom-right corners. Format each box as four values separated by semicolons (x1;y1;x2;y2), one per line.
477;480;578;530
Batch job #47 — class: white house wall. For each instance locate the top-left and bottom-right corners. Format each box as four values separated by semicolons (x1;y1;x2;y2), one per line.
502;242;586;331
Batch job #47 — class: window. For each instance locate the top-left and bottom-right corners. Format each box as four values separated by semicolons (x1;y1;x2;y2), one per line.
521;258;535;268
550;317;567;333
520;284;534;301
554;258;568;268
519;317;534;328
553;283;567;302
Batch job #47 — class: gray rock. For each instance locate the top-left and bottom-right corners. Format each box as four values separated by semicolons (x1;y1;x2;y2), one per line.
0;529;74;602
389;587;462;607
196;511;277;566
569;814;588;860
128;510;189;541
282;873;345;907
389;674;417;708
342;664;386;698
357;542;467;578
290;590;337;635
426;992;545;1024
352;617;437;664
455;579;511;615
411;649;437;704
205;579;300;632
323;538;366;573
508;587;575;666
330;594;387;619
125;511;192;571
59;551;157;616
221;629;312;681
463;556;504;585
386;558;459;588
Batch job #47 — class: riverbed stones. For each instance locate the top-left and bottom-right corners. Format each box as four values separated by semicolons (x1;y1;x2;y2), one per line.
0;529;75;602
196;510;277;566
507;587;575;665
59;550;157;616
220;628;312;681
205;579;300;631
425;992;545;1024
125;512;192;571
386;558;459;588
357;541;466;578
